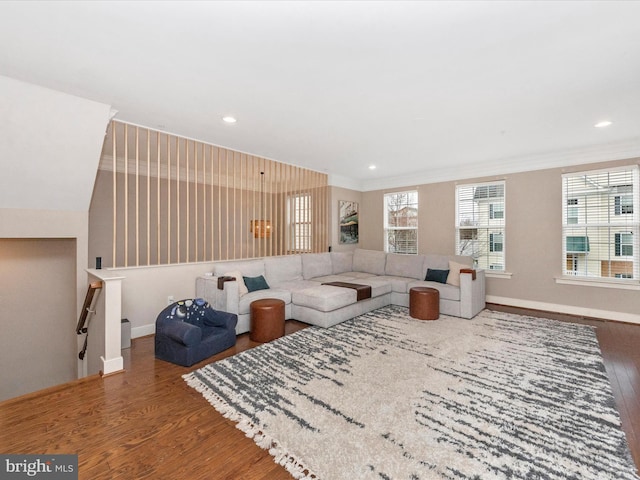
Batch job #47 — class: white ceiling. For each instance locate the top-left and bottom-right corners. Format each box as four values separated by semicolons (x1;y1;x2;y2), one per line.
1;1;640;190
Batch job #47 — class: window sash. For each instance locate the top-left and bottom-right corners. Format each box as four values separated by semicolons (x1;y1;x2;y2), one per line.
384;191;418;254
287;193;312;252
562;166;639;280
456;181;505;270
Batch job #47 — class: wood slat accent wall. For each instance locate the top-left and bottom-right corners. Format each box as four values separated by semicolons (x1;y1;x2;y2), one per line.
100;120;328;267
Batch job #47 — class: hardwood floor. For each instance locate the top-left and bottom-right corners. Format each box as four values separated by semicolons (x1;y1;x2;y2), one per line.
1;308;638;479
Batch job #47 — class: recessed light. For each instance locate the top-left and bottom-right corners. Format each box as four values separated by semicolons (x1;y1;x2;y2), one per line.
222;116;237;124
594;120;612;128
369;165;376;170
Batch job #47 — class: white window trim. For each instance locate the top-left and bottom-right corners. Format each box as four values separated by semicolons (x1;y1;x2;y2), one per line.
561;165;640;284
287;192;312;253
455;180;506;271
383;190;418;254
555;275;640;290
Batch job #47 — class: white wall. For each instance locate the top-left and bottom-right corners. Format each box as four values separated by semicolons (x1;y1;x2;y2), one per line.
111;262;220;338
0;75;112;211
0;77;113;393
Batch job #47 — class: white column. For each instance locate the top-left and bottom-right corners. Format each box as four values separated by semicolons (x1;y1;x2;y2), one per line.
87;269;125;376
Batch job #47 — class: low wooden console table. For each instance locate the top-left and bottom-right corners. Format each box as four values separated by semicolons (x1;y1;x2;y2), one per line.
321;281;372;301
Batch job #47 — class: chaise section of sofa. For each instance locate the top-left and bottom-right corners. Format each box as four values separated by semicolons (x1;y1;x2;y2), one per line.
196;249;486;335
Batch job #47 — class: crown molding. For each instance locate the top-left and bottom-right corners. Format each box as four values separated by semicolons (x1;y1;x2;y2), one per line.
359;138;640;192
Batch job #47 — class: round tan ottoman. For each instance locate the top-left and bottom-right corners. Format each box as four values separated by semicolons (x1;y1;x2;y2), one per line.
409;287;440;320
250;298;285;342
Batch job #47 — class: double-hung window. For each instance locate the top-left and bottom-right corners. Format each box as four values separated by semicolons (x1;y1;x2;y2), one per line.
455;181;505;270
384;191;418;254
562;166;639;280
287;193;312;252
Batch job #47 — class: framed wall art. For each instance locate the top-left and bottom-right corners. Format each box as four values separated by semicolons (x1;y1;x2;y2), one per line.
339;200;359;244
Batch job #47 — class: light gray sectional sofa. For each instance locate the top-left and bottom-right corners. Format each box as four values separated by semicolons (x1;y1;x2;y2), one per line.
196;249;486;335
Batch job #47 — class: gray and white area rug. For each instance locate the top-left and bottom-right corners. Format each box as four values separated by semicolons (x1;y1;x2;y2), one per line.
184;306;640;480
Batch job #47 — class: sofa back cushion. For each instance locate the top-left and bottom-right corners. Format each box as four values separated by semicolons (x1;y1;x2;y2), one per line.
353;249;387;276
385;253;425;280
264;255;303;287
331;251;354;274
422;254;473;282
213;259;265;278
302;252;332;280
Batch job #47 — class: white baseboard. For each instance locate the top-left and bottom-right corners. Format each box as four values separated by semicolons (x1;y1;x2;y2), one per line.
132;323;155;339
486;295;640;325
100;355;124;375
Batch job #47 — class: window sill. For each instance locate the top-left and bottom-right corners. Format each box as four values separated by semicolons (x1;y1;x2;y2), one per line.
485;271;512;279
555;276;640;291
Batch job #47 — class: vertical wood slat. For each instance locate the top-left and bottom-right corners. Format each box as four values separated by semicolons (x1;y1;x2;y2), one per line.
240;153;245;259
135;126;140;267
108;120;328;267
146;128;151;266
217;147;222;262
233;151;237;261
186;140;190;263
209;145;214;262
202;144;207;262
167;134;171;265
124;124;129;267
156;132;160;265
112;121;117;267
176;138;180;263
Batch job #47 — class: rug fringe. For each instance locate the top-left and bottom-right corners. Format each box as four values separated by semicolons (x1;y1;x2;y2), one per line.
183;373;319;479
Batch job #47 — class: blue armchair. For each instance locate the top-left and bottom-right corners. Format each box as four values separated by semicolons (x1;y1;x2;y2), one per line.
155;298;237;367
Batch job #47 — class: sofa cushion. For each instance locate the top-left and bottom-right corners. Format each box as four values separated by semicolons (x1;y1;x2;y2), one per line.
425;268;449;284
243;275;270;292
310;274;358;283
337;271;378;280
352;278;392;297
213;259;265;278
264;255;303;287
238;289;291;315
302;253;333;280
162;321;202;347
276;279;322;292
221;270;248;295
331;251;354;274
380;275;415;293
385;253;425;280
292;285;356;312
353;249;387;275
422;254;450;273
446;260;469;287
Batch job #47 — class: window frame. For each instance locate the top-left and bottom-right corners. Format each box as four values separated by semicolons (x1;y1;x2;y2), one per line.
383;190;418;254
286;192;312;253
455;180;506;271
561;166;640;283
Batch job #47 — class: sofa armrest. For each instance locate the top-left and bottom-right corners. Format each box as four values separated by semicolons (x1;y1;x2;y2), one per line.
459;269;486;319
197;276;240;314
157;318;202;347
203;309;238;330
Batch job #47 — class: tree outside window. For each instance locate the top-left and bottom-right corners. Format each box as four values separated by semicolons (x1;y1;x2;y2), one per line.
456;182;505;270
384;191;418;254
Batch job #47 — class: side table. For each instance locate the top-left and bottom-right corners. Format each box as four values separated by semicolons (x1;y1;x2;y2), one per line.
250;298;285;342
409;287;440;320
